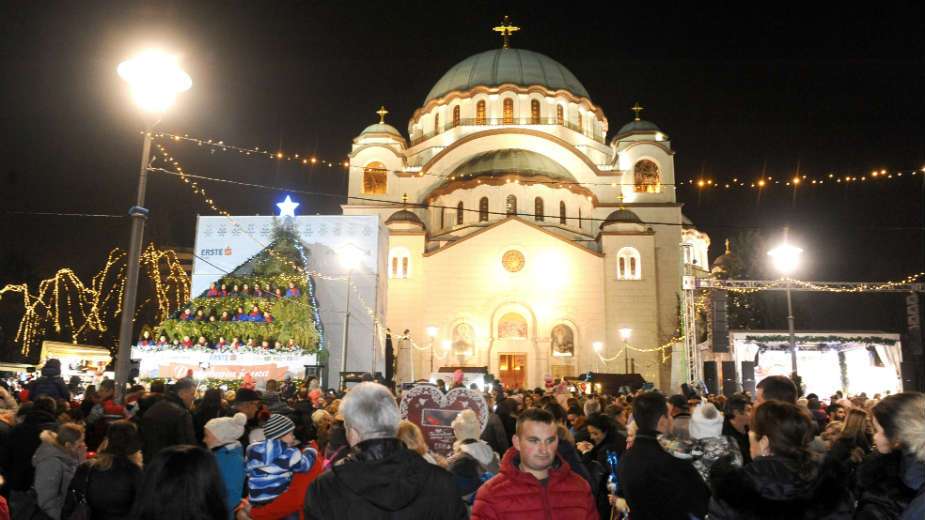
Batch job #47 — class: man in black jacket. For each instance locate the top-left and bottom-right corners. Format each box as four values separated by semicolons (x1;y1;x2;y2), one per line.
140;377;196;463
0;397;58;491
304;382;467;519
29;359;70;401
617;392;709;520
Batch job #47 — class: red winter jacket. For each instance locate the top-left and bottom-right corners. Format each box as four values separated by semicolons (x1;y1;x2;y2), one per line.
471;446;597;520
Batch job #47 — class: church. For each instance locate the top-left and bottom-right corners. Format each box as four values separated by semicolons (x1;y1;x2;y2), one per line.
342;21;710;391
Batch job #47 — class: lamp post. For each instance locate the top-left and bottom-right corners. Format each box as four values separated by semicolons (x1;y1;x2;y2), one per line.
592;342;603;373
768;229;803;376
619;328;632;374
115;51;190;403
426;326;438;372
338;244;363;389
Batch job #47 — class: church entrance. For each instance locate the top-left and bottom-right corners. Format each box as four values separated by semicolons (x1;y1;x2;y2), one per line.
498;353;526;390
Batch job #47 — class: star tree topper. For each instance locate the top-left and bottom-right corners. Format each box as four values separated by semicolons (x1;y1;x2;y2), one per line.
276;195;300;217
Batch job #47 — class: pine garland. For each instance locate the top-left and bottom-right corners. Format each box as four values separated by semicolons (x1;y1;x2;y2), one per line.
743;334;898;347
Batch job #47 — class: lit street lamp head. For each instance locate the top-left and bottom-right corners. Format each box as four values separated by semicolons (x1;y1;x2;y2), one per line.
426;326;439;338
337;243;364;271
593;341;603;352
619;328;632;341
118;50;191;112
768;244;803;275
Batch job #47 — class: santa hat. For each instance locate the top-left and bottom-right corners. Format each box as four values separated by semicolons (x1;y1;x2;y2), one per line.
205;412;247;446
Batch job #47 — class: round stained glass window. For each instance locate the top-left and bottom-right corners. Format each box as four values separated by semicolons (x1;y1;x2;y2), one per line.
501;249;525;273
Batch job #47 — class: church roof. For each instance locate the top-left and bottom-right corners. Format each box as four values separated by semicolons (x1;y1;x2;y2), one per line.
602;209;643;225
448;149;576;183
359;122;403;138
385;209;423;225
424;48;590;103
616;119;661;135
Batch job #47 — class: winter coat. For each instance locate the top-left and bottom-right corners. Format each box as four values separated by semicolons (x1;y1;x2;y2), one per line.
617;431;709;520
245;439;314;505
557;437;593;489
480;413;510;457
212;443;245;518
582;430;627;519
470;446;597;520
447;439;500;503
899;452;924;520
708;454;854;520
62;457;143;520
32;430;80;520
658;433;743;482
260;392;292;415
139;392;195;464
305;437;467;520
854;451;918;520
30;363;70;402
1;408;58;491
722;418;751;465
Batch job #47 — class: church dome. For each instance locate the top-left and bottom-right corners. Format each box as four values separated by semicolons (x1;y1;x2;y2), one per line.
385;209;423;225
603;209;642;224
616;119;660;135
449;149;576;183
359;122;403;138
424;48;590;103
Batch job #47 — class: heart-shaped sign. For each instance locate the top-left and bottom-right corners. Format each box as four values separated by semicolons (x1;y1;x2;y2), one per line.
400;386;489;457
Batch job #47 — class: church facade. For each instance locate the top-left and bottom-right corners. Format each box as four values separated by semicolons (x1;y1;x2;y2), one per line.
342;40;709;391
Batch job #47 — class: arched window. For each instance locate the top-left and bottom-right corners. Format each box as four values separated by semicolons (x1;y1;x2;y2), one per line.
456;201;464;225
389;247;411;279
616;247;642;280
534;197;544;221
452;105;460;127
506;195;517;216
556;105;564;125
476;100;486;125
531;99;541;124
577;113;583;133
634;159;662;193
363;161;387;194
578;207;582;228
559;201;566;224
434;112;440;134
503;98;514;124
479;197;489;222
440;206;445;228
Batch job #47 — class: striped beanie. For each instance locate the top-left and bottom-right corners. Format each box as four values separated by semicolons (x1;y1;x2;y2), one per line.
263;414;295;440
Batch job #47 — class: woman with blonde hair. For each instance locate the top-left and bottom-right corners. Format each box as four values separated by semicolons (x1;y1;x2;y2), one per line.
396;420;446;467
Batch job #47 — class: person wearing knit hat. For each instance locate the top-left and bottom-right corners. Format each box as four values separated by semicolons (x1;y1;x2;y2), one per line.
447;409;499;510
245;414;317;505
204;413;247;515
685;401;743;482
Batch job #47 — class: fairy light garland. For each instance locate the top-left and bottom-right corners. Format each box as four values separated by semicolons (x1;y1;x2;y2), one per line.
686;167;925;192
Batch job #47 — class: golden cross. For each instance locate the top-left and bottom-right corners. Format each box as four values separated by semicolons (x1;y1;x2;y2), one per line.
376;105;389;124
617;193;625;209
631;102;644;121
725;238;731;254
493;15;520;49
401;193;408;205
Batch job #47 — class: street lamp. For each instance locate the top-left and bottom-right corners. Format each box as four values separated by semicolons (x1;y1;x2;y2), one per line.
115;51;190;402
619;328;632;374
426;326;438;372
768;230;803;375
338;243;363;389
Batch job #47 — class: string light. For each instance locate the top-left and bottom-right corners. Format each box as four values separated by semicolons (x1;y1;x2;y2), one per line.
0;246;189;355
685;167;923;192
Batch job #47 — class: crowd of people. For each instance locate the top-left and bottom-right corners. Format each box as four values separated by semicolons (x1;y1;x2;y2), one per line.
0;362;922;520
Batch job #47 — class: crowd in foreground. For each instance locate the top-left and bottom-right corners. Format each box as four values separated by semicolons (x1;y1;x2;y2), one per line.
0;361;922;520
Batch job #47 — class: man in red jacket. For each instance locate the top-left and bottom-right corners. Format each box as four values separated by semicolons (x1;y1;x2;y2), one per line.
471;408;597;520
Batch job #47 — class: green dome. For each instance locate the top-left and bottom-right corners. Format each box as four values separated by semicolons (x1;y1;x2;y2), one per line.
360;123;403;138
603;209;642;224
385;210;423;225
425;48;590;103
449;149;575;182
616;119;660;135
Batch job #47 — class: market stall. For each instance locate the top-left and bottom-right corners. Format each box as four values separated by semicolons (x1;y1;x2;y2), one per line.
39;340;112;386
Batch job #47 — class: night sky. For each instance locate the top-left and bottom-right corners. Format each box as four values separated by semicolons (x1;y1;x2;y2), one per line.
1;1;922;357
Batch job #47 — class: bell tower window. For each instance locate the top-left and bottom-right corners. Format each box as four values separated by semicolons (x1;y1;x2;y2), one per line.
633;160;662;193
362;161;387;194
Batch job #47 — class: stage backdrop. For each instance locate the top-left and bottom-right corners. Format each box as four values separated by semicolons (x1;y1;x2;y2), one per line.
192;215;388;385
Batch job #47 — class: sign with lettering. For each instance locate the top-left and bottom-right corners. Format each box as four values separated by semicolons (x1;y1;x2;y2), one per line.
131;347;316;381
399;386;489;457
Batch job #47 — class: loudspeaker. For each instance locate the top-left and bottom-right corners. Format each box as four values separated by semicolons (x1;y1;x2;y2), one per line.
702;361;718;394
900;360;922;392
711;290;729;352
741;361;756;395
722;361;737;396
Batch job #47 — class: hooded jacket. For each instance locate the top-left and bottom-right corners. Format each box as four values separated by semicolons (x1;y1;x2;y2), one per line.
32;430;80;520
854;450;918;520
471;447;597;520
30;361;70;402
708;454;854;520
447;439;501;501
245;439;314;504
2;407;58;491
304;437;467;520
